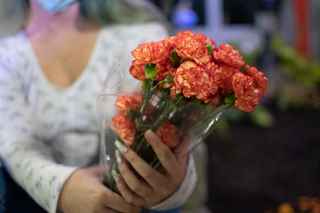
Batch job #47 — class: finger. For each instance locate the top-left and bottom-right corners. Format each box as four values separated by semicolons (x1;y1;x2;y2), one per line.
105;207;118;213
144;130;182;179
115;140;163;188
114;172;146;206
173;134;191;159
103;189;142;213
172;135;190;173
115;149;155;196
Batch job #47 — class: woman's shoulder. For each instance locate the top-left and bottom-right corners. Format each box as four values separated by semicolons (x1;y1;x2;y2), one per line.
0;31;28;60
0;31;30;71
101;21;167;31
0;31;26;50
100;22;169;42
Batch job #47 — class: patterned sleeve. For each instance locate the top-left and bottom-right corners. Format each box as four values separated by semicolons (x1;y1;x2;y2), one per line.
0;40;78;213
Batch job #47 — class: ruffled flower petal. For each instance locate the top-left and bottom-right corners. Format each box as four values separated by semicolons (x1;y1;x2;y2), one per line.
157;121;180;148
174;32;211;65
170;86;182;99
155;58;174;81
174;61;220;100
210;91;223;108
129;63;146;80
131;41;169;65
110;115;136;146
245;65;268;96
115;94;143;113
219;64;240;92
232;72;260;112
213;44;245;68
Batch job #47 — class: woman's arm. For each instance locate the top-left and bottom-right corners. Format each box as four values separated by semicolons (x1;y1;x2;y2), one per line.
0;58;77;212
0;41;141;213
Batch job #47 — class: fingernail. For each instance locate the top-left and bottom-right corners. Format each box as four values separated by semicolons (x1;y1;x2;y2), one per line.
112;170;119;183
115;150;122;164
115;140;127;154
145;130;154;138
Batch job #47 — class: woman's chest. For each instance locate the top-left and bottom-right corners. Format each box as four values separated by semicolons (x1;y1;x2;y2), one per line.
22;60;109;138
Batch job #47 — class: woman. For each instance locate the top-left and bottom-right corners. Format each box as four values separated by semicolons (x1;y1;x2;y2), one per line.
0;0;197;212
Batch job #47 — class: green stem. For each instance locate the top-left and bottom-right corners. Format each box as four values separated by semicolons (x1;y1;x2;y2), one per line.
151;79;167;91
136;80;154;130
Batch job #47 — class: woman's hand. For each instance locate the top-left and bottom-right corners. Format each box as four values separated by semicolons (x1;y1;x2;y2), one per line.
113;130;189;208
57;167;142;213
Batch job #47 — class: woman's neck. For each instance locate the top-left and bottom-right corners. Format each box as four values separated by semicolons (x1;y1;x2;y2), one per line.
25;0;100;37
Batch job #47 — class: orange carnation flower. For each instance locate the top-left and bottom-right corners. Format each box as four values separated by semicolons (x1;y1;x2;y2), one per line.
162;36;176;53
131;37;176;66
174;32;211;65
115;94;143;114
155;58;175;81
213;44;245;68
245;65;268;96
174;61;220;100
176;31;194;38
219;64;241;93
130;58;175;82
174;61;197;98
176;31;216;47
232;73;260;112
156;121;180;148
131;41;169;66
196;62;221;100
193;33;217;49
129;63;146;81
110;115;136;146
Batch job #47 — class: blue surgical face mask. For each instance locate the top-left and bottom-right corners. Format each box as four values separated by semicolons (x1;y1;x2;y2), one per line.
35;0;77;14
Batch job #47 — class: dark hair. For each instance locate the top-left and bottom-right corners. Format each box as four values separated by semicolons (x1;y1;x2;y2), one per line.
79;0;170;27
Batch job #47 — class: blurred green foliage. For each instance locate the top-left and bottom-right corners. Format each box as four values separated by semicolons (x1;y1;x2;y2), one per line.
272;36;320;86
271;36;320;110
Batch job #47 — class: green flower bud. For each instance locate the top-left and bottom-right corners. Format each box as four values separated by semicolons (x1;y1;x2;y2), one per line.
126;108;136;119
224;93;237;104
206;44;213;55
144;64;157;80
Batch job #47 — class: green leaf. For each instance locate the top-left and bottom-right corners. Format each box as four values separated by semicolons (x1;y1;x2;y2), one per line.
165;75;174;83
174;92;184;100
171;49;182;66
190;96;205;104
144;64;157;80
206;44;213;55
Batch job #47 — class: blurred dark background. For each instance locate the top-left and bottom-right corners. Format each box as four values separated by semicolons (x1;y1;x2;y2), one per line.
152;0;320;212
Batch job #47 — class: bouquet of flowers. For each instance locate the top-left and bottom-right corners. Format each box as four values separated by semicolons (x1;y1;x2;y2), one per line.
97;31;268;193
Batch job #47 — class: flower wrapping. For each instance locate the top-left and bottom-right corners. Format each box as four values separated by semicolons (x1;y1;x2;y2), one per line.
96;31;268;193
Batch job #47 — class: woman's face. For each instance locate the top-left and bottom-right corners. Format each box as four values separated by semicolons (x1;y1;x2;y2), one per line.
33;0;77;14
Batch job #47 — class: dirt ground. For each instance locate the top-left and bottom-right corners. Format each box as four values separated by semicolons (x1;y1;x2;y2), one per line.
205;105;320;213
